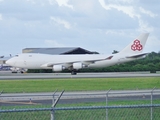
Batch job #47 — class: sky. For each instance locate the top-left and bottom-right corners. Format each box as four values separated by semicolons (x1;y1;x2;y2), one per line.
0;0;160;56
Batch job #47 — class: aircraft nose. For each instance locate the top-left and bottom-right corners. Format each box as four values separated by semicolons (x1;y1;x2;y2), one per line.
6;59;14;66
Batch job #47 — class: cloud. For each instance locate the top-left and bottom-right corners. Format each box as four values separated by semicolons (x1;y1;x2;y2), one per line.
104;0;134;4
0;14;2;20
50;16;71;29
146;35;160;52
105;30;125;36
48;0;55;5
26;0;36;4
98;0;157;33
44;40;66;47
138;19;154;33
55;0;73;9
139;7;158;18
70;0;98;14
99;0;140;18
26;0;56;6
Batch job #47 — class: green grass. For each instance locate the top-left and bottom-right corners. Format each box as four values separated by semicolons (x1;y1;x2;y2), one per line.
0;77;160;93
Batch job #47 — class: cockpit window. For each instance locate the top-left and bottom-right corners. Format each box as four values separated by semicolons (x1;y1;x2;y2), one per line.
15;55;19;57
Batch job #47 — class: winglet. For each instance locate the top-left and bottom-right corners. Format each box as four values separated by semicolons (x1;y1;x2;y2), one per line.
119;33;149;55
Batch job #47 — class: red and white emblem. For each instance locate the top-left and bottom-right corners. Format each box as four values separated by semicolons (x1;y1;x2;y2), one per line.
131;39;143;51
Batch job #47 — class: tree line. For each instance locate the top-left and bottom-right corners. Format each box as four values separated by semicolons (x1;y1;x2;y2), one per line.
28;51;160;73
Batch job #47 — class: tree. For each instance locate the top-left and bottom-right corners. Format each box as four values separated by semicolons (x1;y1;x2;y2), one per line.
112;50;119;54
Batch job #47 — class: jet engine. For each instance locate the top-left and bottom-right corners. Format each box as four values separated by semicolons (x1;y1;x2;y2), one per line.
53;65;65;72
73;62;88;70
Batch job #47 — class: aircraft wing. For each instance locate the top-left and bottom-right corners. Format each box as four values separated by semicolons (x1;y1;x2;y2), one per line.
41;56;113;68
126;53;149;58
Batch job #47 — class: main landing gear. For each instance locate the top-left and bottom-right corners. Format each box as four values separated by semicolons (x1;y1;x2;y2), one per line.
71;70;77;75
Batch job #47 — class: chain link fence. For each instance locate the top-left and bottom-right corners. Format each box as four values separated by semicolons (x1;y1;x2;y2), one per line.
1;105;160;120
0;89;160;120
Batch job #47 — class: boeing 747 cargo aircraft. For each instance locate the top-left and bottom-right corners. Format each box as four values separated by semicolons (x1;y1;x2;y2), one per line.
6;33;149;74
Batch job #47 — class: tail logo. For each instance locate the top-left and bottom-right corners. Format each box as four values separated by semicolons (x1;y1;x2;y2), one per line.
131;40;143;51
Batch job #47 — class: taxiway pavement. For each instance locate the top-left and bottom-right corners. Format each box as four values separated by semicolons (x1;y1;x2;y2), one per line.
1;90;160;106
0;71;160;80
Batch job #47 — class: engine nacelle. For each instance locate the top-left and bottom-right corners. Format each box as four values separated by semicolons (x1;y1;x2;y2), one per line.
53;65;65;72
73;62;88;70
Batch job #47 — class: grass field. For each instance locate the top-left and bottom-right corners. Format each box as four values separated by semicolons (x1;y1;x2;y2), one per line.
0;77;160;93
1;77;160;120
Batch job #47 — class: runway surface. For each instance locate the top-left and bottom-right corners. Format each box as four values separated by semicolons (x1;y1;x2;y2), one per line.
1;90;160;106
0;71;160;80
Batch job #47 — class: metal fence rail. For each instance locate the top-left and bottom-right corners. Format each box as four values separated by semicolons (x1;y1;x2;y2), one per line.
1;104;160;120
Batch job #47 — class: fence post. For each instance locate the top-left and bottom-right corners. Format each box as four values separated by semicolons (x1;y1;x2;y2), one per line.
51;90;65;120
0;90;3;95
51;90;58;120
0;90;3;107
0;90;3;113
151;87;155;120
106;89;111;120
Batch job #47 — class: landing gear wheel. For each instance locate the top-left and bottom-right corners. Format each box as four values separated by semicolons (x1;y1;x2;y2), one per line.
71;71;77;75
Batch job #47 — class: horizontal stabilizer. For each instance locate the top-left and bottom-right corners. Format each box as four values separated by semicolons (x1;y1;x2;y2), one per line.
126;53;149;58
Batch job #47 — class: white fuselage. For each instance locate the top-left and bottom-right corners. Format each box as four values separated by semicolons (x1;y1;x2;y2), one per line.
5;53;138;70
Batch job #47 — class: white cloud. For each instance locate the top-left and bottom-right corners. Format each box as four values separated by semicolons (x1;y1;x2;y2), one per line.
105;0;134;4
24;22;35;28
44;40;66;47
0;14;2;20
71;0;97;14
139;7;158;18
98;0;109;10
27;0;52;6
112;5;139;18
55;0;73;9
48;0;55;5
138;19;154;33
50;16;71;29
26;0;36;4
98;0;156;33
99;0;140;18
146;35;160;52
105;30;125;36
